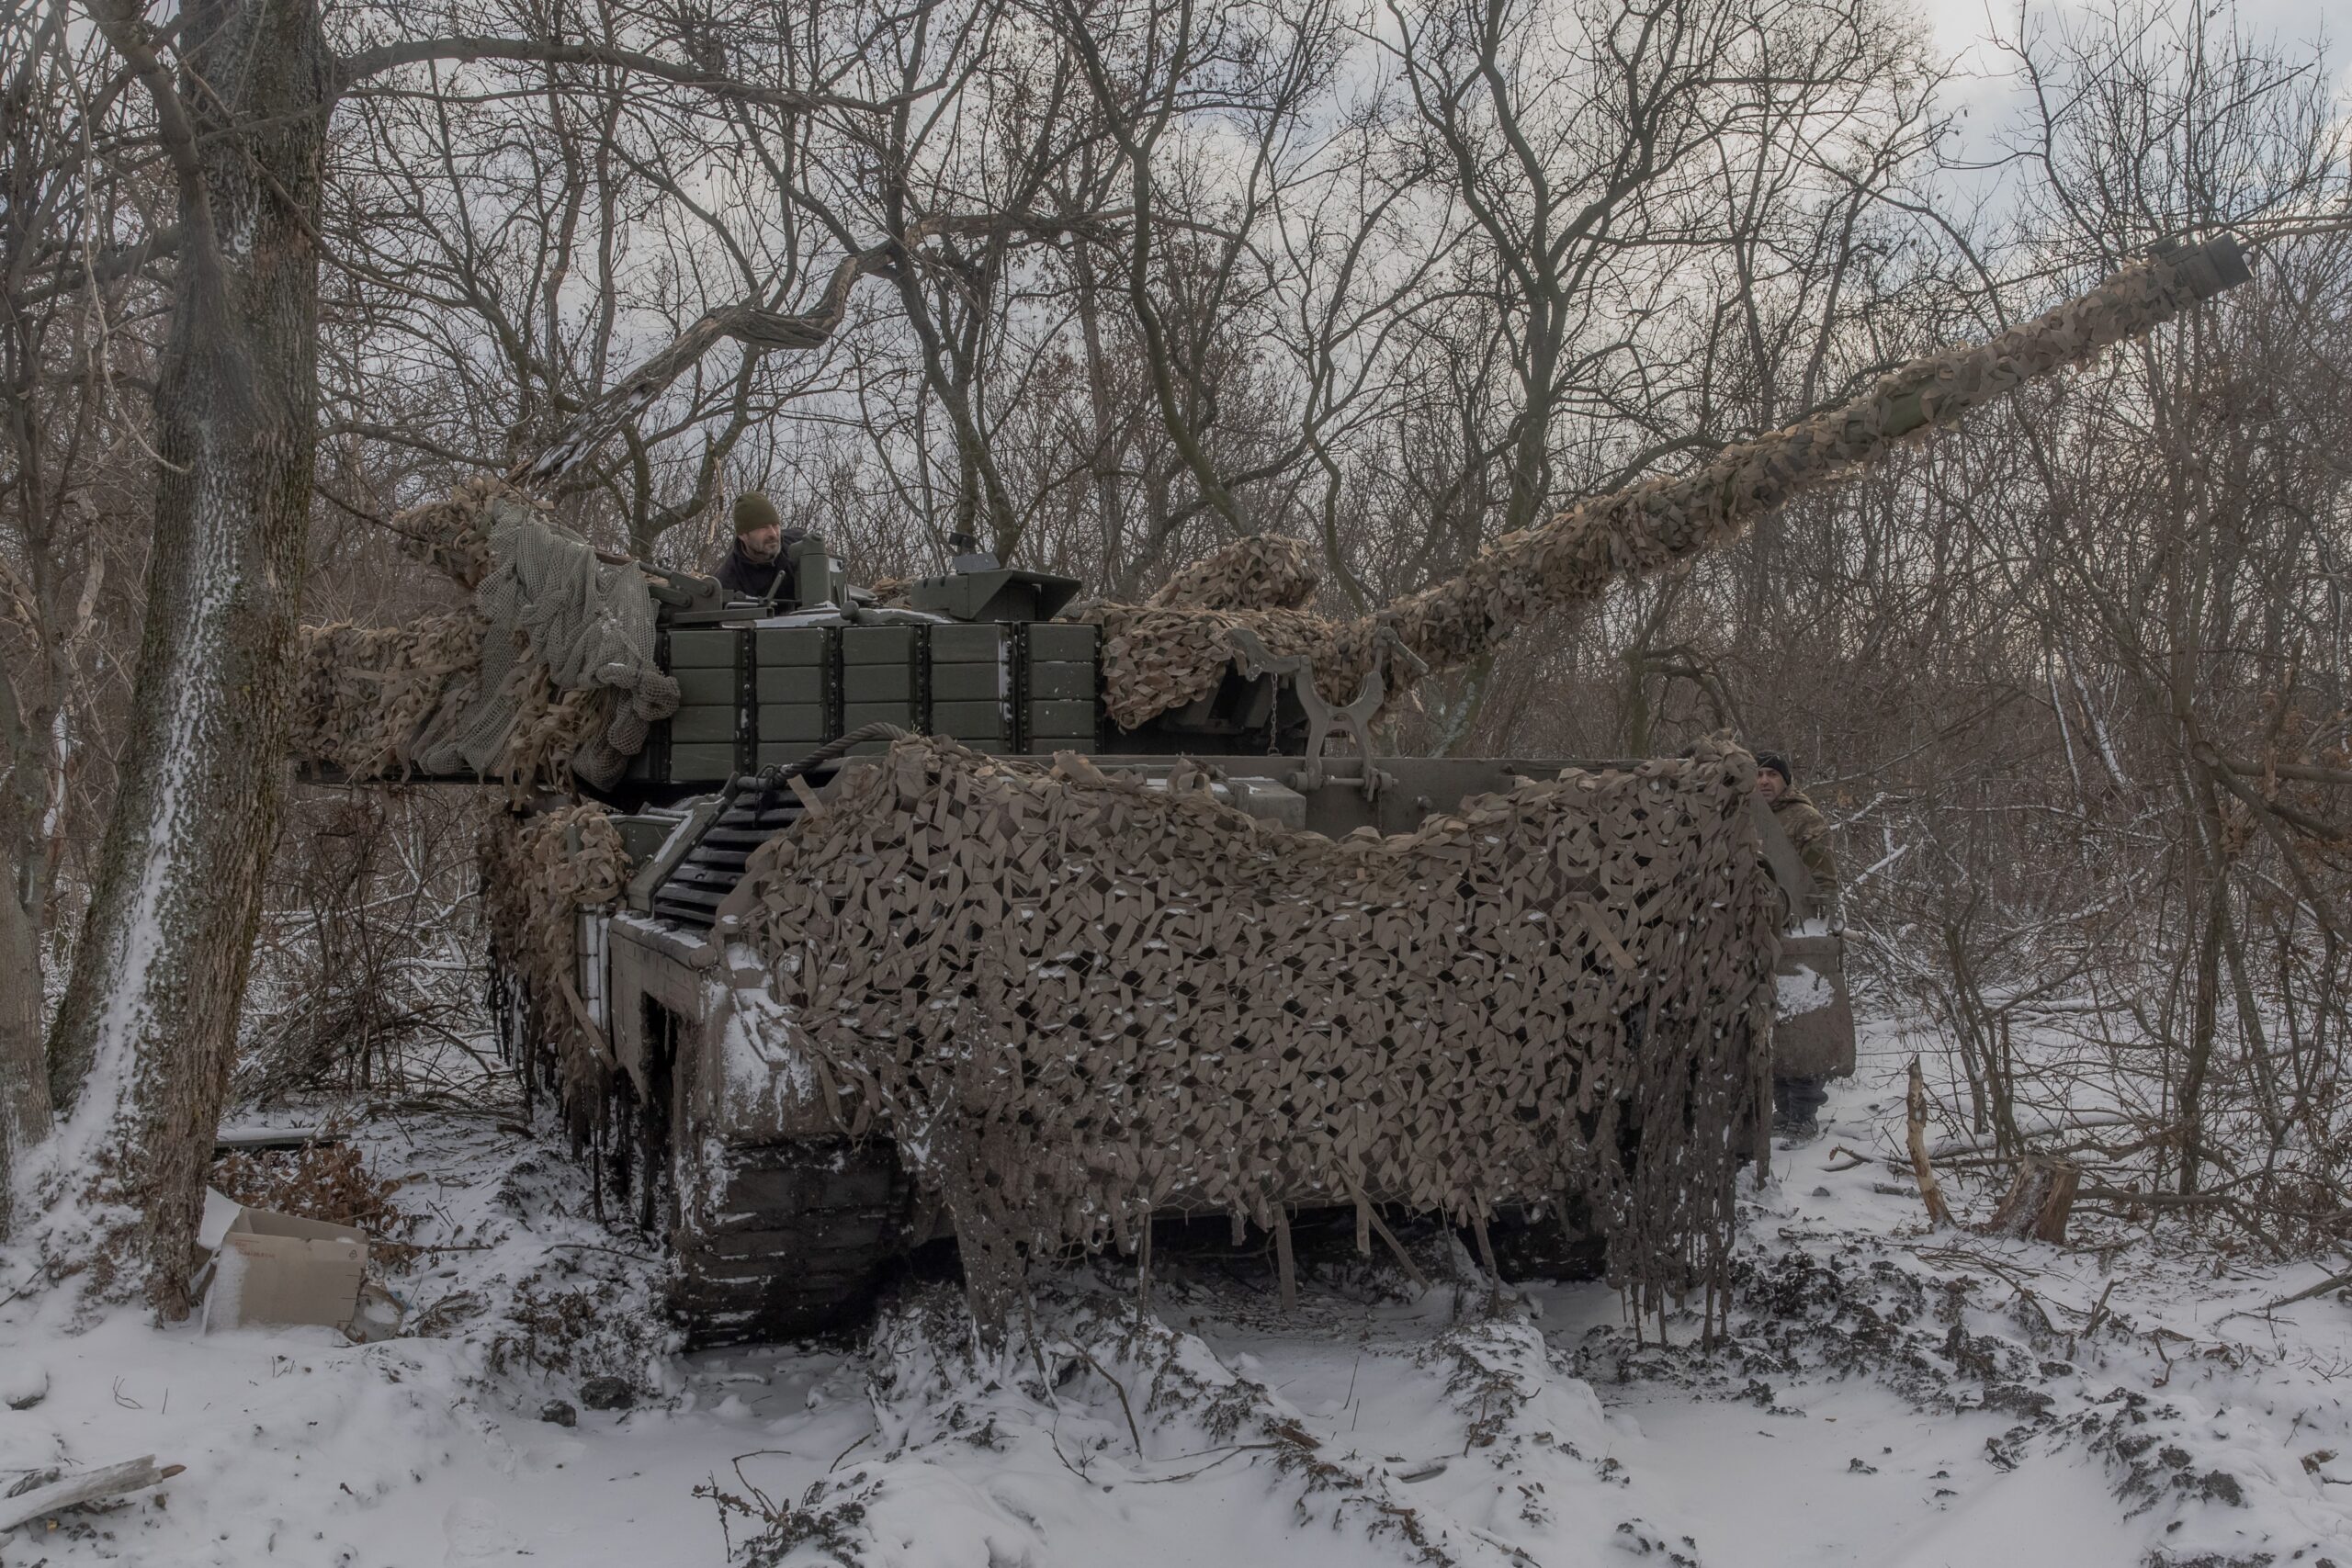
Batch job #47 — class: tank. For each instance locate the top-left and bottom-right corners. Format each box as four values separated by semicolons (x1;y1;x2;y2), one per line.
299;234;2251;1345
582;555;1841;1342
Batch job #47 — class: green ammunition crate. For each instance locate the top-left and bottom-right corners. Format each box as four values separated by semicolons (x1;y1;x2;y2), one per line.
757;705;829;744
755;626;831;663
842;626;920;663
668;629;739;668
754;665;825;705
931;700;1007;738
1026;624;1097;663
1025;662;1093;701
674;667;736;705
1025;699;1095;738
842;664;915;703
670;706;737;744
671;742;738;779
930;624;1009;661
929;663;1001;702
844;700;918;730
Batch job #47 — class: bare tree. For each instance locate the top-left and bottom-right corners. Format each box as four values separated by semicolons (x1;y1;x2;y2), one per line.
39;0;333;1310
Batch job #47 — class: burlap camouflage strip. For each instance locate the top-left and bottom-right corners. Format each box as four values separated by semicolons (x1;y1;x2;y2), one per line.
290;483;674;791
1144;534;1321;612
479;802;632;1141
1080;249;2220;732
290;615;613;796
386;473;536;590
290;612;485;780
724;733;1777;1325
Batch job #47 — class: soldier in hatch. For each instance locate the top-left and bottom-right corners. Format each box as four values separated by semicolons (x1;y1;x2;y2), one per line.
711;491;807;602
1755;750;1840;1138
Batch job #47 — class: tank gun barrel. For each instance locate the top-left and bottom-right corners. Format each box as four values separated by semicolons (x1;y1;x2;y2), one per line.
1349;234;2253;687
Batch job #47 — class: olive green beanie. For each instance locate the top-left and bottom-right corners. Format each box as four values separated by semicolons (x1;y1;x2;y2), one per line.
732;492;783;535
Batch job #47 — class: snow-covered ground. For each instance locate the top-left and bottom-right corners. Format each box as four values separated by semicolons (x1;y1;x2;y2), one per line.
5;1054;2351;1568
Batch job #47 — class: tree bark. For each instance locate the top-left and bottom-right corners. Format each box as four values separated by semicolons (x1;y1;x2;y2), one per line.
0;850;49;1244
43;0;327;1316
1;675;55;1240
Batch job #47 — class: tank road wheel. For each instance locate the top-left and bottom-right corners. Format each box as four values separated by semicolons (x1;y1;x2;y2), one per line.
670;1139;913;1348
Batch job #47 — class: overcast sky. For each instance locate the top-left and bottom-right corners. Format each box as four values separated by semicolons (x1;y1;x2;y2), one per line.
1883;0;2346;221
1909;0;2346;103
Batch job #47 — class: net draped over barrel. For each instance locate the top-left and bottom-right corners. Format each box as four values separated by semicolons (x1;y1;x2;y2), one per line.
728;734;1779;1319
1079;248;2215;732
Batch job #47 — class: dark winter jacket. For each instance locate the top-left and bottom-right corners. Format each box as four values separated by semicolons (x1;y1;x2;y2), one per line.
710;533;806;602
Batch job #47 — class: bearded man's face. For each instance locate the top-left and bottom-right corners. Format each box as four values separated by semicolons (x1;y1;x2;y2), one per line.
742;524;783;563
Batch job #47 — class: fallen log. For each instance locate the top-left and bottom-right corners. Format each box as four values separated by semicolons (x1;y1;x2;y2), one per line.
0;1457;185;1533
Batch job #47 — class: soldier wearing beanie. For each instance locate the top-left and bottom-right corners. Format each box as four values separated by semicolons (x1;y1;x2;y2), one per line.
1753;749;1842;1138
710;491;808;602
1754;751;1838;906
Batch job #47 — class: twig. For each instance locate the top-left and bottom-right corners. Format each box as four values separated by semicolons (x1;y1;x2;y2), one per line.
1064;1342;1144;1457
2076;1278;2120;1349
1129;1443;1283;1483
376;1237;495;1253
1822;1145;1870;1172
2215;1266;2352;1326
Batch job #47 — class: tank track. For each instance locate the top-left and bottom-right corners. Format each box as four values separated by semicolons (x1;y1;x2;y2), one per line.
670;1138;914;1348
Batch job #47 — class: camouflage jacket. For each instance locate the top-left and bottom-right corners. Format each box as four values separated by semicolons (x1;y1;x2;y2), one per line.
1771;788;1840;901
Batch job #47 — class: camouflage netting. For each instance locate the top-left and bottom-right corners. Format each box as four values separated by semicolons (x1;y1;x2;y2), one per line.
292;612;486;780
480;803;632;1140
728;733;1777;1326
385;473;514;590
1144;533;1321;612
1079;535;1363;728
1086;604;1374;728
1081;249;2217;732
292;479;677;791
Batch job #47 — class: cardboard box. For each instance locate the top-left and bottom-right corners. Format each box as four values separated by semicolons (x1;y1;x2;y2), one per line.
199;1198;369;1333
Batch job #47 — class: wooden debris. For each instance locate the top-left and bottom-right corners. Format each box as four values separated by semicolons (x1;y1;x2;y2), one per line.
1983;1154;2081;1244
1906;1057;1956;1230
0;1458;184;1533
1272;1207;1298;1312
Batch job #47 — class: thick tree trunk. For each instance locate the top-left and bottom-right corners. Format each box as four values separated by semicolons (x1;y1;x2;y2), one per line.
1;680;55;1241
43;0;326;1315
0;853;48;1242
